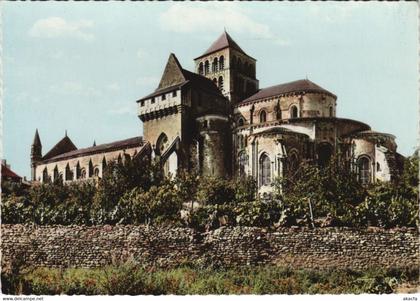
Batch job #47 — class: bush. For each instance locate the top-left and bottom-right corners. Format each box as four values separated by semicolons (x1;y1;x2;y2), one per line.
197;177;235;206
234;200;281;227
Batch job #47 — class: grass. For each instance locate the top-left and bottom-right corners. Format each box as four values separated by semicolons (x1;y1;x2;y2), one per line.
2;262;418;295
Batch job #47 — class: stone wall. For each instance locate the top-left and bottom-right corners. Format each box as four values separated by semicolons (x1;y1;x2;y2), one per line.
1;225;418;271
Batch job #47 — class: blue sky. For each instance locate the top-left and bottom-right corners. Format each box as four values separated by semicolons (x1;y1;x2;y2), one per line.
3;2;418;178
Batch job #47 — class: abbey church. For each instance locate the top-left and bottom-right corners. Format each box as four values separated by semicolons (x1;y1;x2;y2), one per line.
31;31;403;193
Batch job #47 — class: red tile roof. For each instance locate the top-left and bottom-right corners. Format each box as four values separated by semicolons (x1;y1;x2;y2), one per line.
42;136;144;163
1;164;21;180
239;79;337;105
195;31;250;59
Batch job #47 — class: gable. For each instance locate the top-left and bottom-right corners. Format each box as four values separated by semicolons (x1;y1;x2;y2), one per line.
157;53;186;90
43;136;77;160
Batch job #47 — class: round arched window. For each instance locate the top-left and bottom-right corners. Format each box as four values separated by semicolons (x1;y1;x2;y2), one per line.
259;110;267;123
290;105;298;118
259;153;271;186
156;133;169;155
219;56;225;70
238;151;247;177
358;156;371;185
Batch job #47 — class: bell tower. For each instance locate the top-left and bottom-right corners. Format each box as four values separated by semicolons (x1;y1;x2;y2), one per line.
194;30;259;105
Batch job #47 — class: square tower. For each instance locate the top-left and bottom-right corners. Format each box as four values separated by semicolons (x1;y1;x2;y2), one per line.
194;31;259;105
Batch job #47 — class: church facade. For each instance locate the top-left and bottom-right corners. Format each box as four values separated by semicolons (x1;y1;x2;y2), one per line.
31;32;403;193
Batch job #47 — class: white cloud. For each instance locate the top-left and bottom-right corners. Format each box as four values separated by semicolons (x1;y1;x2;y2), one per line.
309;3;364;24
107;105;135;116
107;83;121;92
49;81;101;97
137;49;149;62
29;17;94;41
159;3;289;45
14;92;41;104
135;76;159;87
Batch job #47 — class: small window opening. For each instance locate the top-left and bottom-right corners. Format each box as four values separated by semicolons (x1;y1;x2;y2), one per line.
259;110;267;123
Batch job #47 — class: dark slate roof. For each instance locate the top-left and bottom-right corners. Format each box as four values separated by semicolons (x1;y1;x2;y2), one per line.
352;130;395;139
43;136;143;163
195;31;250;59
1;163;21;180
33;129;41;146
255;126;309;138
137;54;223;102
182;69;223;96
240;79;337;105
43;136;77;160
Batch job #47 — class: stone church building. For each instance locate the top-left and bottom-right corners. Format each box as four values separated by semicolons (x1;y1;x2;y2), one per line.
31;31;403;193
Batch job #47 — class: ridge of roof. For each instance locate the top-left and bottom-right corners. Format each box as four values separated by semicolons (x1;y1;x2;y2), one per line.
137;55;223;102
1;163;21;179
195;31;249;59
43;136;144;163
43;136;77;160
239;79;337;105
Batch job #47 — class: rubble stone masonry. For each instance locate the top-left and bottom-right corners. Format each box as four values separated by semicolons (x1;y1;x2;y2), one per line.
1;225;418;271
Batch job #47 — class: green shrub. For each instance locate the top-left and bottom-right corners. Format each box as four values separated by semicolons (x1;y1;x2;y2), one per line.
197;177;235;206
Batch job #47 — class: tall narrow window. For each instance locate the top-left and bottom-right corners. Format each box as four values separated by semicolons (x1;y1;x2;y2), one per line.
43;168;49;182
329;106;333;117
259;153;271;186
102;157;107;173
219;56;225;70
88;160;94;177
238;117;244;127
259;110;267;123
218;76;224;91
238;151;247;177
357;156;371;185
198;62;204;75
290;105;298;118
53;166;59;181
212;58;218;72
204;61;210;74
65;164;72;181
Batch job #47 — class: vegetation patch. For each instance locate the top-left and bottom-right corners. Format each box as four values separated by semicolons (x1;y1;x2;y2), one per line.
2;262;418;295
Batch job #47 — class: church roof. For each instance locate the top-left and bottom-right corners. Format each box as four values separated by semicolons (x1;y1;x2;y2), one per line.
43;136;144;163
239;79;337;105
1;163;21;180
195;31;251;60
254;126;309;138
350;130;395;139
33;129;41;146
137;53;222;102
43;135;77;160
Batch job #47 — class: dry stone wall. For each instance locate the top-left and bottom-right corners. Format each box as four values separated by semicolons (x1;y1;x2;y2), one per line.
1;224;418;271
